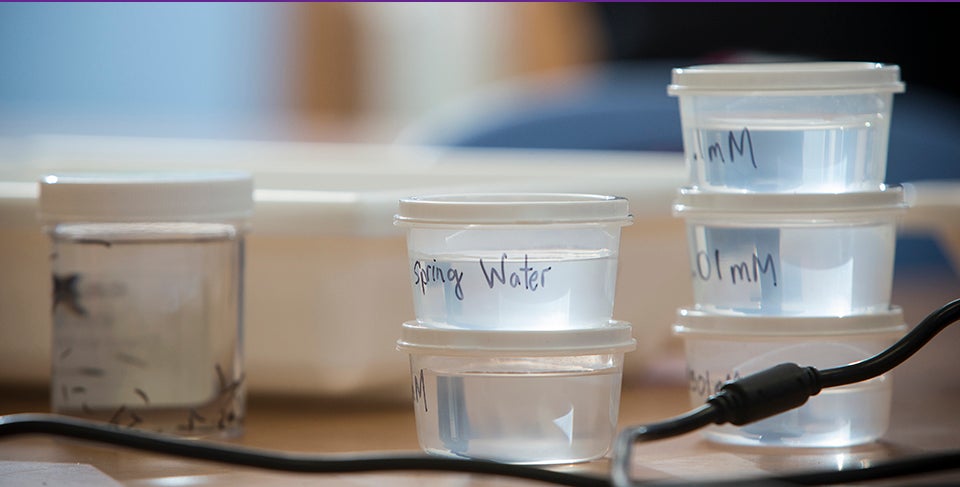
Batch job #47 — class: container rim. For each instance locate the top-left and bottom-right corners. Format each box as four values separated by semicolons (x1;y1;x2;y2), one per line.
673;308;907;338
667;62;905;95
673;186;906;219
397;320;637;357
38;172;254;223
394;193;633;226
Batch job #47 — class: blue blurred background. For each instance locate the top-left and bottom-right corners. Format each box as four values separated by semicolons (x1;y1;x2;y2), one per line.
1;3;957;273
0;3;291;138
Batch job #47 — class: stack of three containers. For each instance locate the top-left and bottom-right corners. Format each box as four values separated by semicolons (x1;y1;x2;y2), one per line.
668;63;907;447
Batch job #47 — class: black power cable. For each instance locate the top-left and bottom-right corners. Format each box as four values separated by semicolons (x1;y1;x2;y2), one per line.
612;297;960;486
0;412;609;487
819;297;960;388
1;298;959;486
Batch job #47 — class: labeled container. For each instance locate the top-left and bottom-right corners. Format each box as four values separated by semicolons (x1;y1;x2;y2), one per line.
39;172;253;437
395;193;633;330
668;62;904;193
674;308;906;447
673;187;906;316
397;321;636;464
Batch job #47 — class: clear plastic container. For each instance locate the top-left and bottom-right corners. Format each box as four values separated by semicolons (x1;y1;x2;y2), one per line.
395;194;632;330
673;187;906;316
674;308;906;447
39;172;253;437
668;62;904;193
397;321;635;464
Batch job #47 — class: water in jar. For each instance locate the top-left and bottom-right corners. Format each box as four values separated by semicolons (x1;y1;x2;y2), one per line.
50;222;244;437
686;223;895;316
703;377;891;447
684;116;885;192
409;249;618;330
412;365;621;464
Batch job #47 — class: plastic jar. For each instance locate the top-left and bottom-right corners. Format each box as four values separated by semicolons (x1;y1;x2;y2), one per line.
395;193;633;330
674;308;906;447
397;320;636;464
39;172;253;437
673;186;906;316
668;62;904;193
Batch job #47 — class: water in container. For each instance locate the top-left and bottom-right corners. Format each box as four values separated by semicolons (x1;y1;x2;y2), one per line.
409;249;617;330
398;321;635;464
41;172;252;438
396;193;632;331
668;62;904;193
686;223;896;316
676;310;905;448
50;223;245;436
704;378;892;447
685;116;882;192
414;365;622;464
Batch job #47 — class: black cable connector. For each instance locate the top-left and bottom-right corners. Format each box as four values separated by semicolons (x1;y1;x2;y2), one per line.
709;363;821;426
610;364;825;487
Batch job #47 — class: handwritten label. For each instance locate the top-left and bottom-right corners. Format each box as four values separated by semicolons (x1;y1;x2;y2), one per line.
693;248;778;287
688;368;741;399
479;253;552;292
693;127;757;169
411;253;551;302
411;368;427;412
413;259;464;300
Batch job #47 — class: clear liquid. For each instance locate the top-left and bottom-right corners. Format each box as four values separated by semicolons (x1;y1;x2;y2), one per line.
685;118;884;192
409;250;617;329
413;368;621;464
701;378;891;447
687;224;895;316
50;223;244;437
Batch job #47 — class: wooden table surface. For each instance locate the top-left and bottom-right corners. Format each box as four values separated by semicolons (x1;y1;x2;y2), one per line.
2;271;958;486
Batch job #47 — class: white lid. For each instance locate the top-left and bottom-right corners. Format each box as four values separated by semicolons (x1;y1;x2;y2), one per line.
394;193;633;226
673;186;906;220
673;308;907;337
397;321;636;357
38;172;254;223
668;62;905;95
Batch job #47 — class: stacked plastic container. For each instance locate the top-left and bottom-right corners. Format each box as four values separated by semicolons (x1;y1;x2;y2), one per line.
394;194;636;463
667;63;908;447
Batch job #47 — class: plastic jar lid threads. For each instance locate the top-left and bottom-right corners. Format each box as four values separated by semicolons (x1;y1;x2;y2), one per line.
39;172;254;223
395;193;633;226
667;62;905;95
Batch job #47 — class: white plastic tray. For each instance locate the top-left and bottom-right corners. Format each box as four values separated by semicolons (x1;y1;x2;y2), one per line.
0;135;690;400
2;136;957;400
